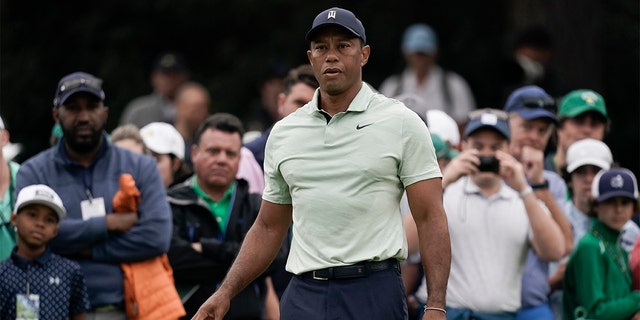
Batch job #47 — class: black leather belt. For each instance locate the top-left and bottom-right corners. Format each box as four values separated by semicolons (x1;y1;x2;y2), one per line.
303;259;399;280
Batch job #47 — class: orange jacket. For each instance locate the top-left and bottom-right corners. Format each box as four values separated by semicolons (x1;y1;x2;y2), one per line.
114;174;186;320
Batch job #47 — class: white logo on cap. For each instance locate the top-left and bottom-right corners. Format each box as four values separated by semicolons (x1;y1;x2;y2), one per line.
328;10;336;20
610;174;624;189
35;189;54;201
581;91;599;105
480;113;498;125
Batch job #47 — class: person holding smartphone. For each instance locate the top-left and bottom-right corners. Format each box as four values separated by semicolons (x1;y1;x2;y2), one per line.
415;108;565;319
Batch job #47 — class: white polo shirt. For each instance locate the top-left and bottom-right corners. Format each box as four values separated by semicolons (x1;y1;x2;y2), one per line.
444;176;532;312
263;83;441;274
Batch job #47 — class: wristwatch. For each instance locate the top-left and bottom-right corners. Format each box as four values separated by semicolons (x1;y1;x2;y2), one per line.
530;180;549;190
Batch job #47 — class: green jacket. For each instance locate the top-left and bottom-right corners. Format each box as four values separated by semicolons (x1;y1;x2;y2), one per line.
563;219;640;319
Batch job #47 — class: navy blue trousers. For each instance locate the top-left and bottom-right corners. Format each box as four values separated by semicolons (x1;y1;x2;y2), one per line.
280;268;408;320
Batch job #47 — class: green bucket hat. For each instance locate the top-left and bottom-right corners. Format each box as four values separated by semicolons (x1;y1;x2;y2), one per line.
432;133;459;160
559;89;607;118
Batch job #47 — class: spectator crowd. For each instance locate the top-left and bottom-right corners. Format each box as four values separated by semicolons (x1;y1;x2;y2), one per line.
0;7;638;320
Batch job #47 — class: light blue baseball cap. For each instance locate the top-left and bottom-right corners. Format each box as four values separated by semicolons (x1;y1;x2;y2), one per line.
402;23;438;54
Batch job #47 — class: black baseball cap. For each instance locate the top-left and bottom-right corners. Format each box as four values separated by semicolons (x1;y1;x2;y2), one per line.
306;7;366;44
152;52;189;74
53;72;105;108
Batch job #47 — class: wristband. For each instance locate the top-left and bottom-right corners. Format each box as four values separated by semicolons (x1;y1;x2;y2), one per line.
519;186;534;198
531;180;549;190
423;306;446;315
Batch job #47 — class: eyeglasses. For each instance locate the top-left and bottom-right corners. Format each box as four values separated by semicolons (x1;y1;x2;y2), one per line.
518;97;556;112
468;108;509;121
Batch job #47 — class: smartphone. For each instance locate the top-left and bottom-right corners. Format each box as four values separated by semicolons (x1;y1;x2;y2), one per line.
477;155;500;173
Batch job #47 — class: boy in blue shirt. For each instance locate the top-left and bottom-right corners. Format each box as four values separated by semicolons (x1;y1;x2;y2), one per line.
0;184;89;320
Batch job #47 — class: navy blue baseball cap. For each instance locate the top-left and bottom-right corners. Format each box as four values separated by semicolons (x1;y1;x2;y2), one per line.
504;85;557;123
306;7;366;44
591;168;639;203
464;109;510;141
53;72;105;108
152;52;189;74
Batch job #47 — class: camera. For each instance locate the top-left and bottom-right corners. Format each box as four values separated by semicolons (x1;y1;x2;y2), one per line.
477;155;500;173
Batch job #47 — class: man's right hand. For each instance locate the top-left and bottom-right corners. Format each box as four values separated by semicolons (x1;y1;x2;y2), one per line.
191;291;231;320
106;212;138;232
441;149;479;188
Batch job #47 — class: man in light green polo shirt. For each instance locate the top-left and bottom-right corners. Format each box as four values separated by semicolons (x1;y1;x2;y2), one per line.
193;7;451;320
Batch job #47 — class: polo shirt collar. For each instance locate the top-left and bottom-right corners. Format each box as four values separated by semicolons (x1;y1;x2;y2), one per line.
56;131;110;167
462;176;514;200
591;218;621;242
11;247;53;270
192;176;235;204
307;82;374;115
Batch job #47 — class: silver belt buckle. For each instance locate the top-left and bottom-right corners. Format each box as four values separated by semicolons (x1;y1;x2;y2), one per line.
312;271;328;280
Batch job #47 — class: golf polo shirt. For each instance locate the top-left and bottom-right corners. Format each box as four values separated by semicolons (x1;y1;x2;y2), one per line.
263;83;441;274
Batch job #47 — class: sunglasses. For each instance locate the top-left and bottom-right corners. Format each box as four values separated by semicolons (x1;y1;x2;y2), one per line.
58;77;103;94
468;108;509;121
54;76;104;107
517;97;556;112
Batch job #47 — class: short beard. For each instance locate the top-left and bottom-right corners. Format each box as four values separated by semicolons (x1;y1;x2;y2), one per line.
62;127;104;154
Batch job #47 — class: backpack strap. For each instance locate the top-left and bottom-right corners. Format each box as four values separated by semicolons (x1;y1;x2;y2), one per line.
440;68;453;113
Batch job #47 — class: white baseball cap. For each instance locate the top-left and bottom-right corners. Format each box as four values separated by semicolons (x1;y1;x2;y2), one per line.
566;139;613;173
427;110;460;145
14;184;66;221
140;122;185;160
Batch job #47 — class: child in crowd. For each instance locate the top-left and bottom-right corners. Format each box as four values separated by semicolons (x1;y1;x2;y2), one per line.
563;168;640;320
0;184;89;320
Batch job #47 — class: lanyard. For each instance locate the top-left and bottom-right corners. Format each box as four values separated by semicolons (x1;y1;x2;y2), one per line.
217;188;237;241
591;228;632;285
81;167;94;201
25;265;31;295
